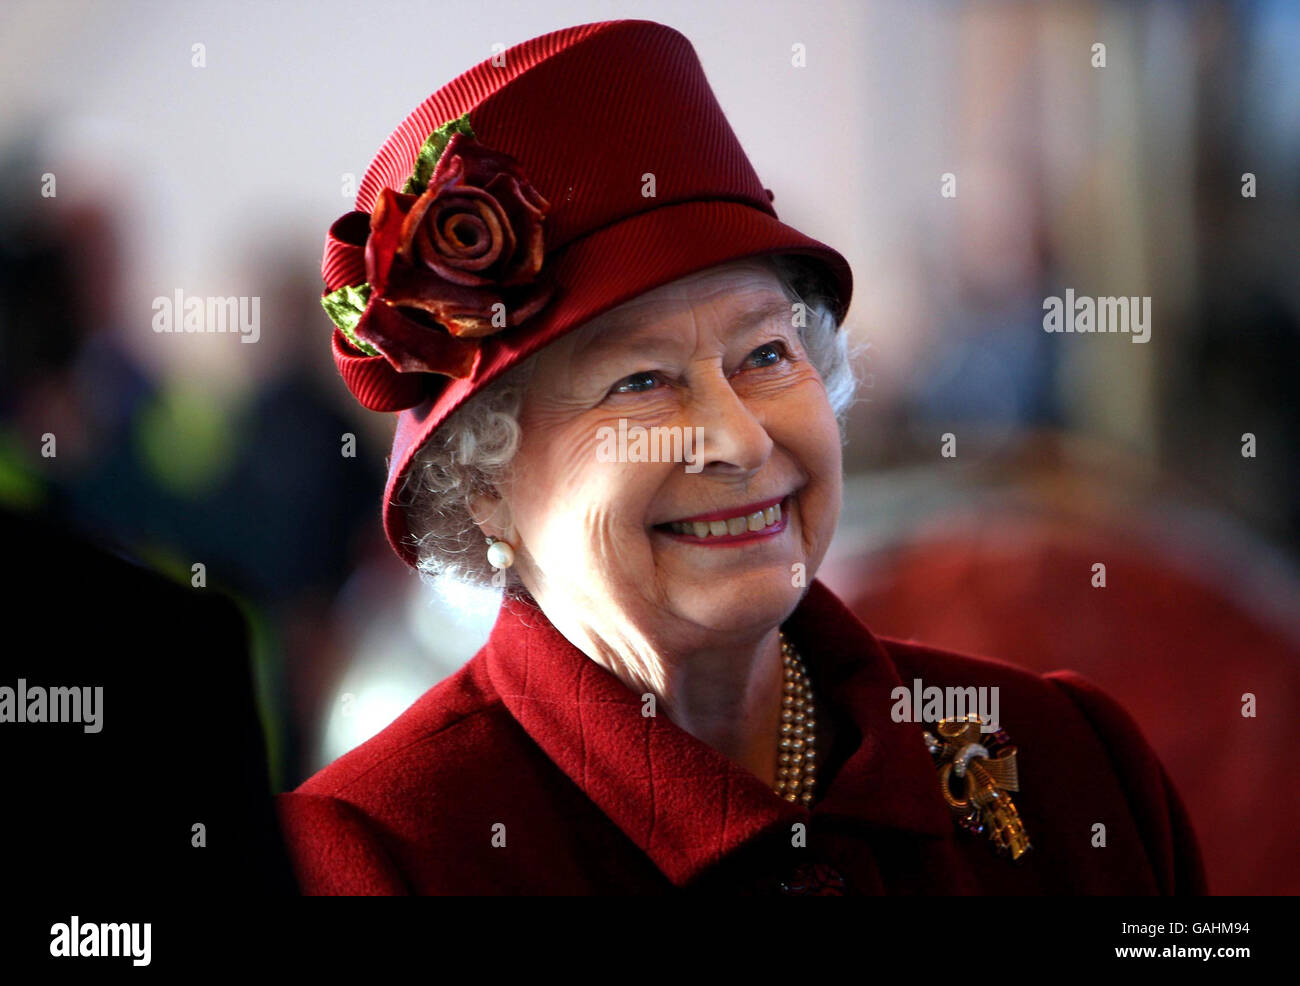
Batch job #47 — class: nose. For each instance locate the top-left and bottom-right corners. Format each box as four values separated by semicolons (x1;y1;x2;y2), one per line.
688;367;773;476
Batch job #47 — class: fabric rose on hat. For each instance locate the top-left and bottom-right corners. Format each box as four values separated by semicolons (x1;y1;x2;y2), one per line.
322;115;555;393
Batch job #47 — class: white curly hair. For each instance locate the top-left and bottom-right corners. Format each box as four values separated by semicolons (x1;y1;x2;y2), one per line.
399;253;862;602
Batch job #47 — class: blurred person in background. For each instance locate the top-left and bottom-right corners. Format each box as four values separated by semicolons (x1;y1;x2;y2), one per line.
0;132;381;787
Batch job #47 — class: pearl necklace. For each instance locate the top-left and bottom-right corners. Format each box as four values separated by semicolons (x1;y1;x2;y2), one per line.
775;629;817;805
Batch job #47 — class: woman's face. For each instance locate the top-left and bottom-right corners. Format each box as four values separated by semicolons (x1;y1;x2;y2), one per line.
481;258;844;652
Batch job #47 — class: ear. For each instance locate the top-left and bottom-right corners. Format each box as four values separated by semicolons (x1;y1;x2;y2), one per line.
468;487;513;542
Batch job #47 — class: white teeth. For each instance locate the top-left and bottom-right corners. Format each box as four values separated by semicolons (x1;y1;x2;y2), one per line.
665;500;786;538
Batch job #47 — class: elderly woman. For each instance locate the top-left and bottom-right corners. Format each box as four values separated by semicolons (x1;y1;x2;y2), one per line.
278;19;1206;894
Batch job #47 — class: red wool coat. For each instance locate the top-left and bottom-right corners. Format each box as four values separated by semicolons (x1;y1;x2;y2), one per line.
276;579;1207;894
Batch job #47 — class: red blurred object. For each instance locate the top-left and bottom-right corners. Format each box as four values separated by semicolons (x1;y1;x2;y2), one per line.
831;500;1300;896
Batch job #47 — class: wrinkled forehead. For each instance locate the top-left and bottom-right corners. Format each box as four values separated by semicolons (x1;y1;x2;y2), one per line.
568;257;791;352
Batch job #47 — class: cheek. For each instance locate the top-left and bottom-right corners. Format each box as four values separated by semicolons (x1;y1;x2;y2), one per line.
769;374;843;540
809;402;842;483
764;369;841;467
511;414;666;563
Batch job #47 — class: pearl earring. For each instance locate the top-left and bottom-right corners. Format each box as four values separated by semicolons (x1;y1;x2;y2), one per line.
485;535;515;570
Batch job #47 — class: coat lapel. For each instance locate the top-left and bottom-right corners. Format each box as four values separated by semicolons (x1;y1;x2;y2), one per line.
781;581;954;837
484;579;951;887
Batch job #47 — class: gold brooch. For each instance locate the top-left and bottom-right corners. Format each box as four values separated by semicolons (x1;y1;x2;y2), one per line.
923;716;1031;861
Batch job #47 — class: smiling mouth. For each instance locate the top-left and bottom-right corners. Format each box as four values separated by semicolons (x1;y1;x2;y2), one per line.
652;495;790;543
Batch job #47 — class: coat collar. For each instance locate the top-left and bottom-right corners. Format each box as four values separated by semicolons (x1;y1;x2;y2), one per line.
483;578;952;887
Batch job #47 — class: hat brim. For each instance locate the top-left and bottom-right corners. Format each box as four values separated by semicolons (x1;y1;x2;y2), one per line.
383;196;854;568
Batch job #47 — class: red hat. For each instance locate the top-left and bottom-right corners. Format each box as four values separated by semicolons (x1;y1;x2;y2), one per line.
320;18;854;568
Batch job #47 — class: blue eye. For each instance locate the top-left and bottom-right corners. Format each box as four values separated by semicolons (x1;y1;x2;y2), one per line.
747;342;786;368
610;371;660;395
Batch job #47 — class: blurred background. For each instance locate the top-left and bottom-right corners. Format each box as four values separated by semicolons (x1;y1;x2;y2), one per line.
2;0;1296;894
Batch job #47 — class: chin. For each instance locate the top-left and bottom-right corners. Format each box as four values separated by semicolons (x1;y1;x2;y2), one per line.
668;574;803;637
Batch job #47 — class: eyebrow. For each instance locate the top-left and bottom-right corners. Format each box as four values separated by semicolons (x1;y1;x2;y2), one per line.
575;294;795;363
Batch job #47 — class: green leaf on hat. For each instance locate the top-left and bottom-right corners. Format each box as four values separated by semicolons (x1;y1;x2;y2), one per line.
401;113;476;194
321;282;380;355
